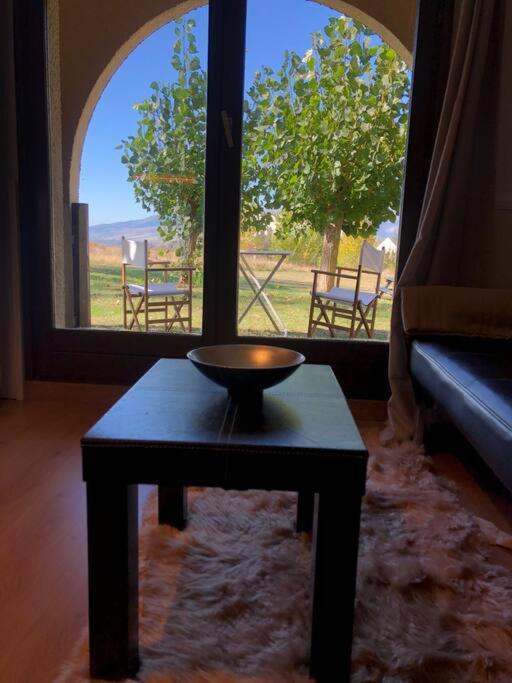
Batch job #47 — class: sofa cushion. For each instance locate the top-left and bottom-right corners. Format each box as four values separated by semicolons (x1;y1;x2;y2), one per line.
410;338;512;492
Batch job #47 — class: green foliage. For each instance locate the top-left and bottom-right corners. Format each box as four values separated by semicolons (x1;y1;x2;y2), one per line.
242;15;410;239
382;249;396;272
272;231;324;266
337;234;368;268
119;14;410;265
240;226;324;266
118;18;206;264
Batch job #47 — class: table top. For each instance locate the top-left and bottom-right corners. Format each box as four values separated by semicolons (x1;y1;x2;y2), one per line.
240;250;290;256
82;360;367;490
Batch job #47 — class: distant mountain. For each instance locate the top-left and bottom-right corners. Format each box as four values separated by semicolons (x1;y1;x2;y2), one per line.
90;214;400;246
89;215;165;245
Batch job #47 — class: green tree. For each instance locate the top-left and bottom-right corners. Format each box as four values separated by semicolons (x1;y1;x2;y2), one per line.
243;16;410;288
120;15;409;286
118;18;206;265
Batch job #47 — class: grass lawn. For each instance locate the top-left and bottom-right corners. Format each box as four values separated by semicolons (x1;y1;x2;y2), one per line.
90;256;392;340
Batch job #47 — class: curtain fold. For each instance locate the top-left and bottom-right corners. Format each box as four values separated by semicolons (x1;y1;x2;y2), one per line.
0;0;24;400
386;0;507;442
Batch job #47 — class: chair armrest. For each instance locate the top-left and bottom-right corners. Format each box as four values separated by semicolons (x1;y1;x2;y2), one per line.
148;266;196;273
148;259;171;266
338;266;384;278
311;268;358;288
311;268;341;278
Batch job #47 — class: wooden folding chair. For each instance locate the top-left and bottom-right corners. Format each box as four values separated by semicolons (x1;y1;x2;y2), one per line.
121;237;194;333
307;240;387;339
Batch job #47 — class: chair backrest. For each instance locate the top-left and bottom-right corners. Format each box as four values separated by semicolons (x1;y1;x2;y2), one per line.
121;237;147;269
359;240;385;274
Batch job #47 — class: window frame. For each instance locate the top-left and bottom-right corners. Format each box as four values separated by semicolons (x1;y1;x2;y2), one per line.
14;0;452;397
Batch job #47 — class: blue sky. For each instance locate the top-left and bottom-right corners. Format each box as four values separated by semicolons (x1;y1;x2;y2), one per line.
80;0;398;240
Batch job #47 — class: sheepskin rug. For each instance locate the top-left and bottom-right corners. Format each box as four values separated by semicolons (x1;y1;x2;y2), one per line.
58;428;512;682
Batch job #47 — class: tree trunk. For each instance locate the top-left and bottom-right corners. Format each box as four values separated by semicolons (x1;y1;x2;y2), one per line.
184;228;199;265
180;226;200;286
318;223;342;291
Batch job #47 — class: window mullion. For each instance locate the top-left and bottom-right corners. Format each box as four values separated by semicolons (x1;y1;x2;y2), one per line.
203;0;247;344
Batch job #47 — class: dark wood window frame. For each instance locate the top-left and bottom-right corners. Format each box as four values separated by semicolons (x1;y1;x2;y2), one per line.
13;0;452;397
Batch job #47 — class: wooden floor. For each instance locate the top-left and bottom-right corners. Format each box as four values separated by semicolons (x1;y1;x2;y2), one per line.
0;385;511;682
0;382;124;683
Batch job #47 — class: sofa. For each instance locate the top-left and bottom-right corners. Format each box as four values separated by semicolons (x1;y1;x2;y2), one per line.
410;337;512;493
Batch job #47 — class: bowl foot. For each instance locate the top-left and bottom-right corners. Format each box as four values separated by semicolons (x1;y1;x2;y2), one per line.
228;388;263;410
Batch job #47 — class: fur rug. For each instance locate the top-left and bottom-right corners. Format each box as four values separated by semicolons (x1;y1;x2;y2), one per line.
57;428;512;682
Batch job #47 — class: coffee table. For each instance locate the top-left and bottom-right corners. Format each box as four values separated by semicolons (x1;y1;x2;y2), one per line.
82;359;368;682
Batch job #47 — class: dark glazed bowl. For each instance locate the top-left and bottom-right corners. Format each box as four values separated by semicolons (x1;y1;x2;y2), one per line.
187;344;305;402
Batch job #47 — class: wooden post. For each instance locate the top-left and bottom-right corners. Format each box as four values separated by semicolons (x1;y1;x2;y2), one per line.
71;202;91;327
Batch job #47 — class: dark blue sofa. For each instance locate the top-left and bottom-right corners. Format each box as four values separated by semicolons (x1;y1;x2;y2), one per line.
410;337;512;492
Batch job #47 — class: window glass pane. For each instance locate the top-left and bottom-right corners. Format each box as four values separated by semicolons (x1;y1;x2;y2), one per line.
238;0;410;341
49;5;208;334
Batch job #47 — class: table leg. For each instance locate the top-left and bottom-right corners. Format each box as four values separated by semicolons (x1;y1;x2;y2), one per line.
238;254;288;335
309;489;362;682
296;490;314;532
86;482;139;680
158;485;188;529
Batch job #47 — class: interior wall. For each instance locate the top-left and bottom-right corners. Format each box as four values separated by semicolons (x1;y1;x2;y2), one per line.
48;0;72;327
323;0;415;61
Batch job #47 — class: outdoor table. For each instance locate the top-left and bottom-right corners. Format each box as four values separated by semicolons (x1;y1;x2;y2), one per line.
239;249;290;335
82;359;368;682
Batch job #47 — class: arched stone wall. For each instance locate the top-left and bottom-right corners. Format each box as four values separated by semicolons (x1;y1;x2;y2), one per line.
58;0;415;204
66;0;205;204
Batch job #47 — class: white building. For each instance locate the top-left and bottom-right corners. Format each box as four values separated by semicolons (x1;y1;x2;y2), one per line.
377;237;397;255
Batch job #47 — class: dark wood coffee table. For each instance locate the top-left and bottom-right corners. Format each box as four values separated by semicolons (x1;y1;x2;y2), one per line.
82;359;368;682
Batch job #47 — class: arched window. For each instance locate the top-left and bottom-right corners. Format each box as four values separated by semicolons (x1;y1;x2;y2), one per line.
57;0;410;348
28;0;425;389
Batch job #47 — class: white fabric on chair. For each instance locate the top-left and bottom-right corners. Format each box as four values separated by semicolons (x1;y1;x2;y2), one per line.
360;241;385;273
316;287;378;307
127;283;187;297
122;238;147;268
